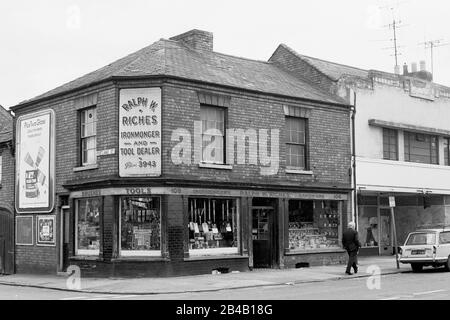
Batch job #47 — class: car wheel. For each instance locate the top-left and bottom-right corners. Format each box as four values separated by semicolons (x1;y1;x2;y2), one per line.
445;257;450;272
411;263;423;272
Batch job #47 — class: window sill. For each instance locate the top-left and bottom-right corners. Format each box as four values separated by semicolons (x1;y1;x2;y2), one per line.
111;257;170;262
69;255;101;261
73;164;99;172
184;254;247;262
198;162;233;170
285;168;313;175
285;248;345;255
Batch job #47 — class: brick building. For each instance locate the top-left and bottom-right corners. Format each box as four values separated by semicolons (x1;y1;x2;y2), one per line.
270;44;450;256
0;105;14;274
11;30;352;277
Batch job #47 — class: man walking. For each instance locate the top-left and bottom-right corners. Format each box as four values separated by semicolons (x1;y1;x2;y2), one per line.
342;221;361;275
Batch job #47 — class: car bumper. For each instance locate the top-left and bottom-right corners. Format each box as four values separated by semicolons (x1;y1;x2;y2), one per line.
399;257;448;264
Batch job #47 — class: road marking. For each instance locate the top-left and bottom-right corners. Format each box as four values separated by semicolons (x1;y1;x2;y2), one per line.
413;289;446;296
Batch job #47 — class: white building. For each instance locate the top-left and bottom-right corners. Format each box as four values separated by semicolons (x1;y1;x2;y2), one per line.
270;45;450;255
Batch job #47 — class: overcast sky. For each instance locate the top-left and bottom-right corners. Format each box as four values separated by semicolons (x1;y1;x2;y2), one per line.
1;0;449;109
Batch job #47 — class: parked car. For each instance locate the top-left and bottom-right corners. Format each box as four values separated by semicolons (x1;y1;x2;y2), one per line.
399;228;450;272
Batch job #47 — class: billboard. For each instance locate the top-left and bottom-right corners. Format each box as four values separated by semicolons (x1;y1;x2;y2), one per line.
119;87;162;177
15;109;55;213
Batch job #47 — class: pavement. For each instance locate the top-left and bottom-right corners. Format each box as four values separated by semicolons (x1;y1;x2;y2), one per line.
0;256;405;295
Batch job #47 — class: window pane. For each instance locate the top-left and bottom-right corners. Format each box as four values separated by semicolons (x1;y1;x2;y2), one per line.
286;117;306;144
121;197;161;255
188;198;238;255
288;200;340;250
404;131;438;164
80;107;97;165
200;106;225;163
287;144;305;169
382;128;397;160
77;198;101;254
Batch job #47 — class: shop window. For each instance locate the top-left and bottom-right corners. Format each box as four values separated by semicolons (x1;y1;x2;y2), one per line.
285;117;307;169
358;206;378;247
382;128;398;160
76;198;101;255
80;107;97;166
404;131;438;165
444;138;450;166
188;198;238;256
200;105;225;164
120;197;161;256
288;200;340;251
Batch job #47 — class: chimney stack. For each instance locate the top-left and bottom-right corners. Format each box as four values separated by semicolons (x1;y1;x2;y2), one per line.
170;29;213;52
420;60;426;71
402;63;408;75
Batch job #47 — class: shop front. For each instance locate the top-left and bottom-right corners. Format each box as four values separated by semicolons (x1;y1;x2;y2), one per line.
62;186;349;277
357;193;449;256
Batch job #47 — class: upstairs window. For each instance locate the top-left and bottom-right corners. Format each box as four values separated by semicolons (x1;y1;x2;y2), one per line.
444;137;450;166
80;108;97;166
286;117;308;169
382;128;398;160
404;131;438;165
200;105;225;164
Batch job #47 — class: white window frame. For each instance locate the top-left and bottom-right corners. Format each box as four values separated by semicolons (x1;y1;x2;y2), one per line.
75;198;100;256
80;107;97;166
119;196;162;257
188;197;240;257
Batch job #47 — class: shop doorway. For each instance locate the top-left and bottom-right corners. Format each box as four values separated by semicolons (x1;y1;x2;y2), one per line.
251;198;278;268
379;208;392;255
60;206;70;271
0;209;14;274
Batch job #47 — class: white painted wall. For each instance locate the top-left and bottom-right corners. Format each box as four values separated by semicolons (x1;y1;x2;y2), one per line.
353;82;450;193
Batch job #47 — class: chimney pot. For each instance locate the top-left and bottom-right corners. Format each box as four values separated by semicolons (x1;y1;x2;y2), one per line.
420;60;426;71
402;63;408;75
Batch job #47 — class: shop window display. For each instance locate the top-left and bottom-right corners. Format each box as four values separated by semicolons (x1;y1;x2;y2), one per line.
77;197;101;255
188;198;238;255
120;197;161;256
358;207;379;247
288;200;341;251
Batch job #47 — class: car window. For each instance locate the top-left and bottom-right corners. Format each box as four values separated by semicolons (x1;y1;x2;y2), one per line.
439;232;450;244
406;232;436;245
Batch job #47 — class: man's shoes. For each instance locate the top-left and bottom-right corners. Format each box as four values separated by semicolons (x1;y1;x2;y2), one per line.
345;271;353;275
353;267;358;274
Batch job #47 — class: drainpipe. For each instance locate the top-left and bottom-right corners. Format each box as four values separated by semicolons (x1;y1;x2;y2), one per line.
351;91;358;230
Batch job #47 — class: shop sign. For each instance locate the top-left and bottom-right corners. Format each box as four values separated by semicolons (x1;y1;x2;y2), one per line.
119;88;161;177
15;109;55;213
389;196;396;207
70;187;348;201
36;215;56;246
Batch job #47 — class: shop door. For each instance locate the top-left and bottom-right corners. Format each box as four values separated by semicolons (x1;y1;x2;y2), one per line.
0;210;14;274
60;207;70;271
252;207;274;268
379;208;392;255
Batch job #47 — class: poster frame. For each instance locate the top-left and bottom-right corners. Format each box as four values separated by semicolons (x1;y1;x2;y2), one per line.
36;214;56;246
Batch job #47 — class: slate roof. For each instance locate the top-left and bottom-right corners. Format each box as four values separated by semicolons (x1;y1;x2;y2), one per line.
278;44;370;81
0;105;12;143
15;38;347;107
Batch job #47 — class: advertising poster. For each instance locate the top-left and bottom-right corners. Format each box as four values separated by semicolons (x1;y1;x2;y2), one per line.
16;109;55;213
36;215;56;246
119;88;162;177
15;216;34;245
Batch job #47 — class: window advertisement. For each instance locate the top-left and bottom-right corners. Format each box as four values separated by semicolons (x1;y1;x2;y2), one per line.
120;197;161;256
288;200;341;251
119;88;161;177
15;109;55;213
76;198;101;255
188;198;239;256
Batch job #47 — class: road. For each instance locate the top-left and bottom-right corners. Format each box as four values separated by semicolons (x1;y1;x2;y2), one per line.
0;268;449;300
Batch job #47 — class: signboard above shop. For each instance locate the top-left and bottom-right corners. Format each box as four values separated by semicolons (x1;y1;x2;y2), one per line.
119;88;162;177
